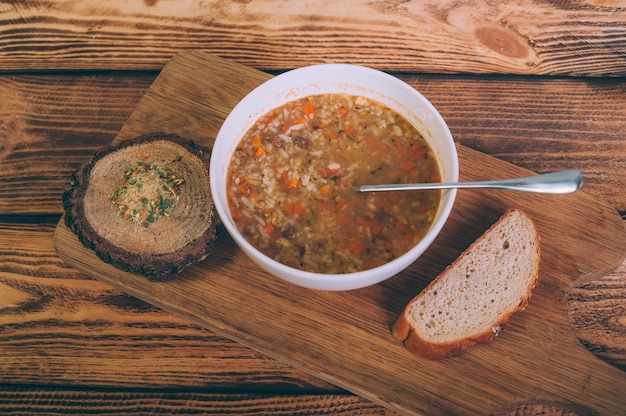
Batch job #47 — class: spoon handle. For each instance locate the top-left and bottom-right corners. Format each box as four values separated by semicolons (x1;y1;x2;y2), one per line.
359;169;583;194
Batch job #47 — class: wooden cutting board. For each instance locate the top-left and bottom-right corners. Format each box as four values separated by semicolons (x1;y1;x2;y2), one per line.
54;51;626;416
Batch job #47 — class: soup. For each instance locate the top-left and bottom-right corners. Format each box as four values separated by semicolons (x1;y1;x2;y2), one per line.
226;93;441;274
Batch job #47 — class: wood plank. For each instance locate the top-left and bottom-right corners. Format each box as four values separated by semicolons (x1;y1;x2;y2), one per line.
2;74;625;215
1;218;624;387
401;75;626;212
0;220;626;394
1;219;622;415
0;220;336;391
53;51;626;416
0;386;593;416
568;258;626;372
0;1;625;76
0;387;395;415
0;74;154;214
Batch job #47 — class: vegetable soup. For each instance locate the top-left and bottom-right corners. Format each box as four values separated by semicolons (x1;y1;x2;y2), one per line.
227;93;441;274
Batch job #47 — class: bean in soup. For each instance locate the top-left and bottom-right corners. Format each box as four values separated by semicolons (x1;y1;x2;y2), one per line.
227;93;441;274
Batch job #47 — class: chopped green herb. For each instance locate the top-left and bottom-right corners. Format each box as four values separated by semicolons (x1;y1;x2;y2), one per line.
109;160;185;227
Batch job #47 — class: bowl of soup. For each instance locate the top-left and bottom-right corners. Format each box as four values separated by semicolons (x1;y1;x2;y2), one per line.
210;64;458;291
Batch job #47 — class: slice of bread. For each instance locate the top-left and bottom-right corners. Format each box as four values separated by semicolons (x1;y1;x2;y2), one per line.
392;208;540;359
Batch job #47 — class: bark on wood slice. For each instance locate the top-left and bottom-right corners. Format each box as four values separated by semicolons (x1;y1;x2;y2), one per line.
63;133;219;281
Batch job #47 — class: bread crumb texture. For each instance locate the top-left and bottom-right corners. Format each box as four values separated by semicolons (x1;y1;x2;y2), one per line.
394;208;540;358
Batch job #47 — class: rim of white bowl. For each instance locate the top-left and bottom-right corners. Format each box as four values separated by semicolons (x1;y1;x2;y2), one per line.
210;64;458;291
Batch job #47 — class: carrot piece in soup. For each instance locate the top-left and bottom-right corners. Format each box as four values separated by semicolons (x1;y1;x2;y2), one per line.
347;240;366;255
252;135;265;158
334;198;347;211
293;202;304;215
401;160;416;171
286;177;300;189
370;223;382;235
337;216;351;226
303;101;315;118
410;145;427;157
356;217;370;226
237;180;250;194
258;112;276;125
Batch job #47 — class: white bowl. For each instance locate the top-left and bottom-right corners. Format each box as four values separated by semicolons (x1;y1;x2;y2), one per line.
210;64;458;291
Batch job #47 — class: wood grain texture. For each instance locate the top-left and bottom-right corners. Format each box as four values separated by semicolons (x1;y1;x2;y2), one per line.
0;0;625;75
53;51;626;416
1;53;624;415
3;218;619;415
0;74;154;214
568;259;626;372
0;211;617;411
0;387;396;415
0;387;594;416
2;74;625;215
0;220;336;391
0;1;623;414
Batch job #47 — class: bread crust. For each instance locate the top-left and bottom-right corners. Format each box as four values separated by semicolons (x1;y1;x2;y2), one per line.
63;133;220;281
392;208;540;359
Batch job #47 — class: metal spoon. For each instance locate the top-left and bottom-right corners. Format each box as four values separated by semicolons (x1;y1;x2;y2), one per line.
359;169;583;194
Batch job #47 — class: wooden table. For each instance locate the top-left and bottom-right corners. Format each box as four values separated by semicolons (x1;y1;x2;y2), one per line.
1;2;625;415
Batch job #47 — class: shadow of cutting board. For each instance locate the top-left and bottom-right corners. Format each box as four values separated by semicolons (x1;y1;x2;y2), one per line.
54;51;626;416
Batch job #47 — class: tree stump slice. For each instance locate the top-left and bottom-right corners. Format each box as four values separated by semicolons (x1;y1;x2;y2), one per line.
63;133;219;280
